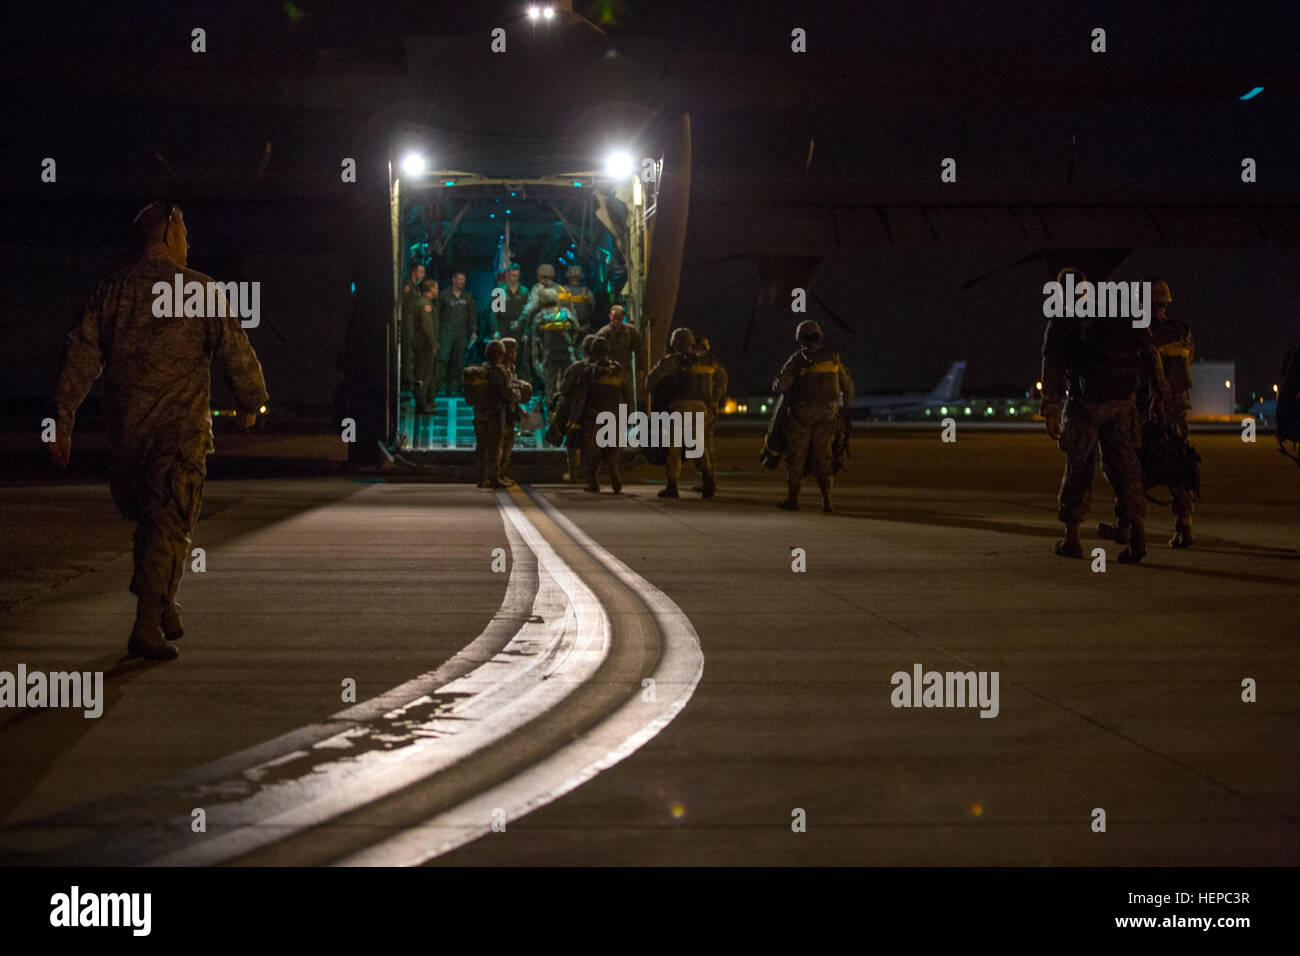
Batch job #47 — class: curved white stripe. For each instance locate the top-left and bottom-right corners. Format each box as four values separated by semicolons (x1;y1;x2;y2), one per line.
148;494;609;866
339;488;704;866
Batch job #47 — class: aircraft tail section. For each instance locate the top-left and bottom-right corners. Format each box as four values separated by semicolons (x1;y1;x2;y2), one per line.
927;362;966;401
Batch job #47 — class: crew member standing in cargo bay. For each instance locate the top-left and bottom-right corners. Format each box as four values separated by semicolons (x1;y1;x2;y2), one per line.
50;203;268;660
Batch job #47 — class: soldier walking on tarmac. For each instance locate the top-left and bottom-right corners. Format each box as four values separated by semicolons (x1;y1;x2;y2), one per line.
51;202;269;660
1098;278;1196;548
570;337;625;494
647;327;717;499
1041;269;1176;563
772;320;853;513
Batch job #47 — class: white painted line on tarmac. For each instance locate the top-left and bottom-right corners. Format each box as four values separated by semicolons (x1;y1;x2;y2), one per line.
147;493;609;865
338;488;703;866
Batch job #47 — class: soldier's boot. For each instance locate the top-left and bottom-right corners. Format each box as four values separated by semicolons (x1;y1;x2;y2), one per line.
609;463;623;494
1096;521;1128;543
701;471;716;500
776;481;800;511
583;467;601;493
1054;524;1083;558
1119;522;1147;564
162;599;184;641
566;448;581;483
818;476;834;513
658;480;679;499
128;597;179;661
1170;517;1193;549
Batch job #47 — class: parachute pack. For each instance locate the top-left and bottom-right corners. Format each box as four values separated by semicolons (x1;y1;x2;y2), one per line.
1276;345;1300;466
462;365;490;408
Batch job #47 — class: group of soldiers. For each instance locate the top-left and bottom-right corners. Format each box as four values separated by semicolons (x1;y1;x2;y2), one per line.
1041;275;1196;562
398;259;599;417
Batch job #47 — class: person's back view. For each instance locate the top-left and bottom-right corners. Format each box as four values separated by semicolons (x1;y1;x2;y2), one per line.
51;202;269;659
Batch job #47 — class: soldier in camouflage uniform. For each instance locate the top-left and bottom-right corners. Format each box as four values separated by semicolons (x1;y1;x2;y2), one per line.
494;263;530;379
498;337;532;487
550;335;598;482
1099;279;1196;548
559;265;596;334
772;320;854;513
51;202;268;660
531;287;579;416
472;340;514;489
648;327;717;499
1041;270;1175;563
570;337;624;493
412;278;439;414
399;263;426;396
595;305;646;410
519;263;558;344
691;335;728;490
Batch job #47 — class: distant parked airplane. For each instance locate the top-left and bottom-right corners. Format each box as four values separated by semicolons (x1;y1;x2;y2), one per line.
852;362;966;418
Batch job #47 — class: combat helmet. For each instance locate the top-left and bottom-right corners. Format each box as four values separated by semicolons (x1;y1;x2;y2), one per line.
566;265;584;281
795;319;823;344
539;287;560;305
669;327;695;352
537;263;556;279
1151;279;1172;304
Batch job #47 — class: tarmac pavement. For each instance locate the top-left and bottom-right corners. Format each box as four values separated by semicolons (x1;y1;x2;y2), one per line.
1;427;1297;865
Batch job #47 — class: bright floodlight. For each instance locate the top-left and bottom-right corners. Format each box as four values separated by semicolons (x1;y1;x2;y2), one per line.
400;153;426;177
605;151;635;179
543;6;555;18
527;5;540;18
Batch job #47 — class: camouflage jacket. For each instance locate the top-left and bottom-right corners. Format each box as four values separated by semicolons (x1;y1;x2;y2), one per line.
53;253;268;461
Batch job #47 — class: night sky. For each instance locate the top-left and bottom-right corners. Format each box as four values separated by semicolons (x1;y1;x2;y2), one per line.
3;1;1298;408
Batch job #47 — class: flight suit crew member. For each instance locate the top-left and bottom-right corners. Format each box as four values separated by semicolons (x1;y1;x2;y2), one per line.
552;334;598;483
595;305;646;409
694;335;728;480
1107;278;1195;548
519;263;558;334
412;278;439;414
399;263;426;394
435;270;477;396
571;337;624;494
1041;270;1175;563
531;286;579;415
472;339;514;488
559;265;596;334
499;337;532;486
494;263;530;378
772;320;854;513
51;202;268;660
648;327;717;499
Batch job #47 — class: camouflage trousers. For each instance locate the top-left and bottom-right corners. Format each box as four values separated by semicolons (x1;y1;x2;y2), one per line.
542;363;568;414
474;410;506;483
1057;398;1145;526
109;448;205;602
499;419;516;476
581;414;620;484
786;405;837;482
666;400;714;481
